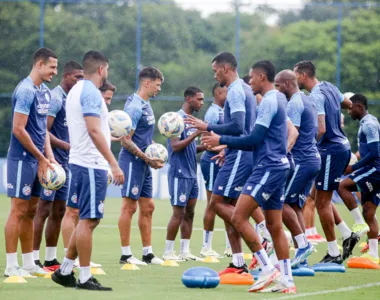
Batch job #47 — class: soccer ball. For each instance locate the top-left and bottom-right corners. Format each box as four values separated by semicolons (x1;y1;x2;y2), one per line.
108;110;132;138
40;163;66;190
145;143;168;163
344;92;354;100
158;112;184;138
349;152;358;166
107;169;113;185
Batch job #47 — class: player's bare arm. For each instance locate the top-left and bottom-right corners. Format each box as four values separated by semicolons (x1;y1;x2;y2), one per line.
317;114;326;141
287;119;299;153
170;129;203;152
47;115;70;151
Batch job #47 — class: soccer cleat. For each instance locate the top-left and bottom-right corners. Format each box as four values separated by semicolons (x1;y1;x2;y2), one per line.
90;261;102;268
4;266;36;278
260;280;296;293
300;258;308;267
200;248;223;258
142;253;164;265
51;269;77;288
224;247;232;258
162;252;185;262
319;253;343;264
360;253;380;264
248;268;280;292
219;263;248;275
119;255;147;265
342;232;360;260
76;276;112;291
34;260;44;268
23;265;49;277
44;259;61;272
179;252;203;262
307;234;326;243
291;242;315;268
352;223;370;237
249;256;258;270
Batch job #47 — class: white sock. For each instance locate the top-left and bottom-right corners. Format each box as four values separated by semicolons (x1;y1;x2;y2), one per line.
279;259;294;286
232;252;244;267
294;233;308;249
255;225;264;243
254;249;274;273
327;240;340;257
225;231;231;249
60;257;75;275
337;221;352;240
33;250;40;261
121;246;132;256
64;248;68;255
180;239;190;254
22;252;36;270
165;240;175;254
258;220;271;240
6;252;18;269
350;207;365;224
368;239;379;258
45;247;57;261
79;266;91;284
311;227;318;235
143;246;153;256
305;228;312;236
202;230;213;250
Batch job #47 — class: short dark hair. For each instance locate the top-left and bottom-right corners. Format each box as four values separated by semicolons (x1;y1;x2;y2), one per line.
32;48;57;65
82;51;108;75
184;86;203;99
351;93;368;109
242;74;250;84
212;83;223;96
63;61;82;74
138;67;164;82
212;52;237;70
99;80;116;93
294;60;316;77
251;60;276;82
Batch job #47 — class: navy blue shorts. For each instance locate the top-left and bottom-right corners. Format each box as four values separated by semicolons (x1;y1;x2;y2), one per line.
242;168;289;210
119;156;152;200
364;191;380;206
168;173;199;207
68;164;107;220
284;160;321;208
7;159;42;200
349;166;380;195
212;150;253;199
200;159;220;192
315;150;350;191
40;164;71;202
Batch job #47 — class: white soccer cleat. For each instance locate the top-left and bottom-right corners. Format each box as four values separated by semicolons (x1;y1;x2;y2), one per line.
90;261;102;268
260;280;296;293
163;252;185;262
179;252;204;262
23;265;48;277
248;268;280;292
124;256;148;265
224;247;232;258
149;256;164;265
4;266;36;278
200;248;223;258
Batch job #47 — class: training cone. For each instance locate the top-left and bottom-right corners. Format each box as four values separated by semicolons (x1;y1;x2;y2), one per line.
220;272;254;285
90;267;106;275
161;260;179;267
44;272;53;279
359;242;367;248
292;266;315;277
347;257;380;270
243;253;253;260
182;267;220;289
3;276;27;283
312;263;345;273
203;256;220;263
121;264;140;271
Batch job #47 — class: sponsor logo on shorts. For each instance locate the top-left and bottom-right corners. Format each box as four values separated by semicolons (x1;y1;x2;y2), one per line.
376;193;380;199
131;186;139;196
247;186;252;191
334;177;341;183
98;201;104;214
291;193;297;198
22;185;31;196
234;186;242;192
262;193;270;201
7;183;14;189
366;181;373;192
317;182;322;186
218;186;224;191
300;194;306;201
179;193;187;203
280;195;285;201
23;151;27;156
44;189;53;196
71;193;78;204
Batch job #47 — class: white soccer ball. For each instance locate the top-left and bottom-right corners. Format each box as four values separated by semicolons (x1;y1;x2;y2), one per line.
349;152;358;166
145;143;168;163
40;163;66;190
344;92;354;100
108;110;132;138
158;112;185;138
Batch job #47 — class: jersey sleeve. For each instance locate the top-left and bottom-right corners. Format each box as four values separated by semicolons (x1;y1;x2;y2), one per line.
363;121;380;144
287;97;304;127
14;88;35;115
228;87;245;114
255;97;278;128
125;105;142;130
80;92;102;117
311;89;325;115
47;92;62;118
204;108;219;125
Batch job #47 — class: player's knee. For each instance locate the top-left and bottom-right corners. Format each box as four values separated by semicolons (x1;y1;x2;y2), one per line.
265;219;281;235
26;203;38;219
184;209;195;222
121;200;138;216
38;204;51;219
362;206;373;223
140;202;155;217
52;205;65;221
231;212;243;231
209;196;222;213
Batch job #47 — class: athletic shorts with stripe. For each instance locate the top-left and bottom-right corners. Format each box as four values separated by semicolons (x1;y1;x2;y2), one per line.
212;150;253;199
40;163;71;202
200;159;220;192
68;164;107;220
242;168;289;210
119;156;152;200
315;149;350;191
7;159;42;200
348;166;380;205
168;168;199;207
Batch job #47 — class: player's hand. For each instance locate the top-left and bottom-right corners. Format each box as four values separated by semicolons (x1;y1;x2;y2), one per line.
38;156;54;182
344;165;353;176
184;115;208;131
110;163;125;185
148;158;164;169
210;145;227;152
48;156;59;165
201;131;221;148
111;136;122;142
212;149;225;167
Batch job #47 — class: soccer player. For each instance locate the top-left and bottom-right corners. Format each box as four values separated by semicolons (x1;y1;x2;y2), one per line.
274;70;320;266
100;80;116;105
118;67;164;265
199;83;227;258
52;51;124;291
4;48;58;277
163;87;204;261
33;61;83;271
293;60;357;263
338;94;380;262
186;52;261;274
202;61;296;293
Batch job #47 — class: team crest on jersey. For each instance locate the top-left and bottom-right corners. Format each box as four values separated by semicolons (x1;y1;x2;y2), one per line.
71;193;78;204
98;201;104;214
22;185;31;196
179;193;187;203
131;186;139;196
44;189;53;197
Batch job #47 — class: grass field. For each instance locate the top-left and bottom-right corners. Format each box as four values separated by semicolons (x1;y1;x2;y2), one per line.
0;196;379;300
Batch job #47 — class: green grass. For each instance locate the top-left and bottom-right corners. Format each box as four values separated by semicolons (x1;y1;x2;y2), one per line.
0;196;380;300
